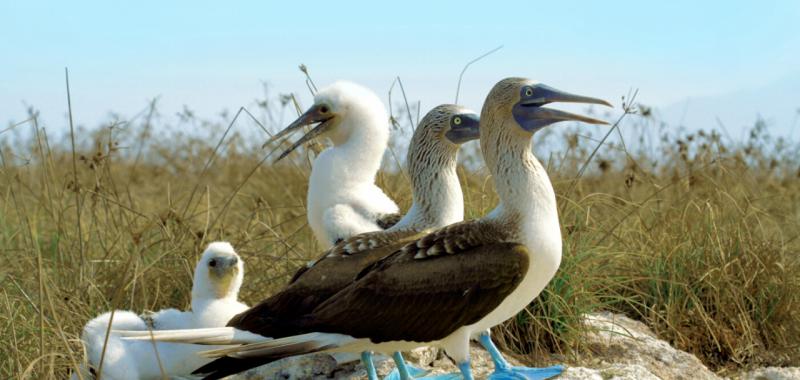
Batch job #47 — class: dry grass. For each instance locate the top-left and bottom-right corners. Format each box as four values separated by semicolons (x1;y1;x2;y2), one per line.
1;95;799;379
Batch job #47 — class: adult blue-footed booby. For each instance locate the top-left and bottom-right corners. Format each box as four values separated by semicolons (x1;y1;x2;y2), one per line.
118;105;481;379
265;81;401;248
72;242;248;380
189;78;611;380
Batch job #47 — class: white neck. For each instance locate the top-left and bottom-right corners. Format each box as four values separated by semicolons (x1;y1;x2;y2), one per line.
483;125;562;268
191;273;241;309
323;116;389;185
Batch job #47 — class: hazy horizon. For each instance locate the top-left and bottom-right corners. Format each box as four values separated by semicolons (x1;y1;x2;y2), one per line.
3;1;799;141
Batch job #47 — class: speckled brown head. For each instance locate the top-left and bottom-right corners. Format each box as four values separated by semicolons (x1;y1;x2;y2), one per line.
398;104;479;230
406;104;479;180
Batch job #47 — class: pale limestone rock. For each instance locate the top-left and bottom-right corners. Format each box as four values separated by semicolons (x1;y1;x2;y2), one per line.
557;364;659;380
579;312;721;380
732;367;800;380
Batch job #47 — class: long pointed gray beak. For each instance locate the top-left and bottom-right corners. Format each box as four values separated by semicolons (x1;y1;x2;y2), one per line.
513;84;611;132
523;84;612;108
262;104;335;161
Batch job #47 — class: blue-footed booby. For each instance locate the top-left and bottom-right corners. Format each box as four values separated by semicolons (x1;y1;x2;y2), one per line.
72;242;248;380
188;78;611;380
117;105;481;379
265;81;401;248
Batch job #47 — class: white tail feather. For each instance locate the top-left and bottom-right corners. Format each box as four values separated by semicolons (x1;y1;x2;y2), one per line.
114;327;268;345
199;332;356;359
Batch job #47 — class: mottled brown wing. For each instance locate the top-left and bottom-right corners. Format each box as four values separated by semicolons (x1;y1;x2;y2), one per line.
331;229;425;256
355;219;513;279
228;235;420;339
376;212;403;230
401;219;515;258
289;229;424;284
307;242;529;343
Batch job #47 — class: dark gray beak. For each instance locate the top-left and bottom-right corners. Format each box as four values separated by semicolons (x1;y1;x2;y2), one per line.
512;84;611;132
209;256;239;277
263;104;335;161
444;113;480;144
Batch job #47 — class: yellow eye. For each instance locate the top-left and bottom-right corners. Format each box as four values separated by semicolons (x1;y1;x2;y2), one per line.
525;88;534;97
453;116;462;125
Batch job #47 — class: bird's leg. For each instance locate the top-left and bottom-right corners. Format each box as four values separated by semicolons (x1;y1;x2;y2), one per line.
478;331;513;370
457;360;474;380
478;331;564;380
384;351;428;380
362;351;379;380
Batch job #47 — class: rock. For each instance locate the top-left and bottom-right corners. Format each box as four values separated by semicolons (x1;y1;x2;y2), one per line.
558;364;660;380
731;367;800;380
576;312;721;380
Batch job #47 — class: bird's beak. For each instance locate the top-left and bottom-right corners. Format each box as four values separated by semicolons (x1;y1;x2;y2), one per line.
210;256;239;297
263;104;336;161
513;84;611;132
211;256;239;278
444;113;481;144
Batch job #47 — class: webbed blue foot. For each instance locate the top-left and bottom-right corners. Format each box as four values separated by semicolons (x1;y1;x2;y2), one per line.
384;351;428;380
384;365;429;380
479;331;563;380
486;365;564;380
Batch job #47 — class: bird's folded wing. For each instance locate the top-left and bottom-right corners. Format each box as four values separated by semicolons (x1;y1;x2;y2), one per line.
332;229;425;256
309;240;530;344
401;219;515;258
289;229;423;284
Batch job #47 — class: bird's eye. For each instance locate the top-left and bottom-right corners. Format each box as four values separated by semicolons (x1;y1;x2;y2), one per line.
208;259;217;267
524;87;534;97
320;105;329;113
453;116;462;126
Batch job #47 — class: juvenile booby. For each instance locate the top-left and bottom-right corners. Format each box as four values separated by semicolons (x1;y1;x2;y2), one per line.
189;79;611;380
73;242;248;380
118;105;481;379
266;81;401;248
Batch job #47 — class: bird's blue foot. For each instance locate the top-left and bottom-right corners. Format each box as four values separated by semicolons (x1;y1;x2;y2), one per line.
486;365;564;380
384;351;428;380
362;351;379;380
478;331;563;380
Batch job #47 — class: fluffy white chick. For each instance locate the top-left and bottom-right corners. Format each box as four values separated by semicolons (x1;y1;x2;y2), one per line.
72;242;248;380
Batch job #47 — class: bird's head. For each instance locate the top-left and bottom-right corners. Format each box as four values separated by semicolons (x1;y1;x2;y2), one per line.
192;242;244;301
422;104;481;146
265;81;388;161
408;104;479;167
482;77;611;140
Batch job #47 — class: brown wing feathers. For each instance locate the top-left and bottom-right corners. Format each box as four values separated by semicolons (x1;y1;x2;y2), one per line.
309;242;529;343
403;219;513;258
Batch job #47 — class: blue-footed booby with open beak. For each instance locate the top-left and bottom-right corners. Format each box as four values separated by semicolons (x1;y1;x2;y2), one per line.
188;78;611;380
117;105;481;379
266;81;402;248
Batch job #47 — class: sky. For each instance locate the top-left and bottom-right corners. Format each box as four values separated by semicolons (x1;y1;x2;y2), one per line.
2;1;799;141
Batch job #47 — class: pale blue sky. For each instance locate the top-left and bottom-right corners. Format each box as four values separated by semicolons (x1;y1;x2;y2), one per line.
2;1;799;139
